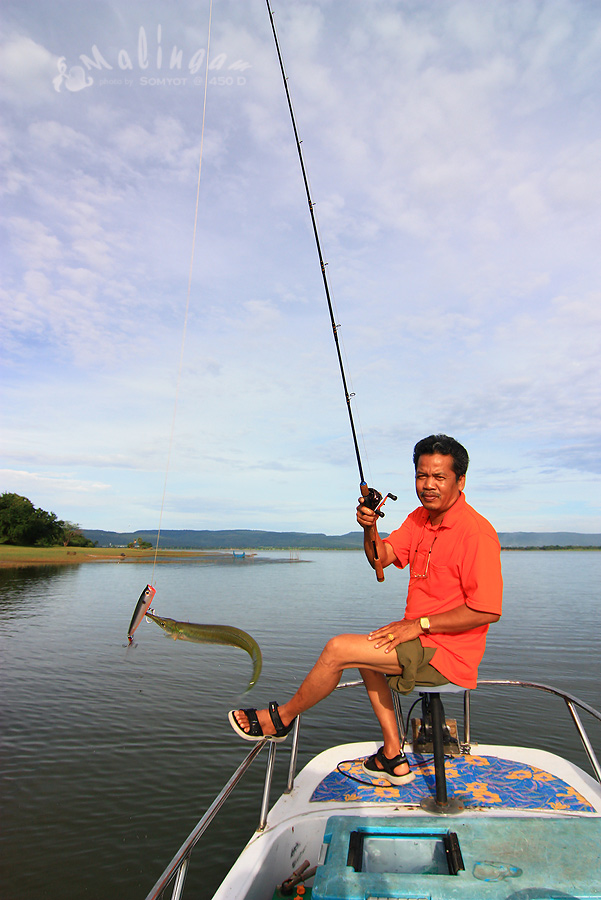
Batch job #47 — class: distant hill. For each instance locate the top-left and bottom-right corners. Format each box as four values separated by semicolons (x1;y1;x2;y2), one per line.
83;528;601;550
82;529;371;550
497;532;601;548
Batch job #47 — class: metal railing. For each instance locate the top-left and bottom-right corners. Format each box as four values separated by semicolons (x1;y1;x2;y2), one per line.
143;715;302;900
476;679;601;783
143;679;601;900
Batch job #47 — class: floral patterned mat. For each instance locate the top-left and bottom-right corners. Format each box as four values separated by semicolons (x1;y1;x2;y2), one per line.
310;752;595;812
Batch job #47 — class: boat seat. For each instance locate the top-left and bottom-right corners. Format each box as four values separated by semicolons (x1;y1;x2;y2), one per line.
415;683;465;694
392;682;468;814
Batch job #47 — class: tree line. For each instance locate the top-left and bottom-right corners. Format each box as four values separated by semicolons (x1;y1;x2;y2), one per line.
0;493;96;547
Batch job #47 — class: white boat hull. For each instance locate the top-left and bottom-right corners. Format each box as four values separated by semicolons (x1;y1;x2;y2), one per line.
213;740;601;900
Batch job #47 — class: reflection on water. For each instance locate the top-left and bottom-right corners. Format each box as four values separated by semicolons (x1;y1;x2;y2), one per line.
1;551;600;899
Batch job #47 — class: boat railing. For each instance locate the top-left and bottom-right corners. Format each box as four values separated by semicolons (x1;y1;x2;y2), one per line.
476;679;601;783
143;714;302;900
142;678;600;900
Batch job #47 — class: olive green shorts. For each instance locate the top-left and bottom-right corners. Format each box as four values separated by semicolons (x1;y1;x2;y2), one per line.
386;637;449;696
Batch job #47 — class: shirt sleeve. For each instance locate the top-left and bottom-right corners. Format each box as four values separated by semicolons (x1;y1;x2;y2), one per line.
460;531;503;615
383;514;415;569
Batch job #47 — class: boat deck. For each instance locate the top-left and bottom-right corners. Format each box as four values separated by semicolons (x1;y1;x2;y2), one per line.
312;749;597;812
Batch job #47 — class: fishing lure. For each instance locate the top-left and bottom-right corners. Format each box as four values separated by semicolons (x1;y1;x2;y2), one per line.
127;584;157;643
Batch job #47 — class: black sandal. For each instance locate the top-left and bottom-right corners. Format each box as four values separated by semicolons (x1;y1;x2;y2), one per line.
362;747;415;785
267;701;296;741
228;701;296;743
228;707;264;741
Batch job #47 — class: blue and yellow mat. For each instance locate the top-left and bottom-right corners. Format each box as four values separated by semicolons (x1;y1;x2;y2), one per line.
310;752;595;812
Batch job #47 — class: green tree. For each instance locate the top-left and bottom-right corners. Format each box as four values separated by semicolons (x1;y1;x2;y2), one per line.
0;493;93;547
62;522;96;548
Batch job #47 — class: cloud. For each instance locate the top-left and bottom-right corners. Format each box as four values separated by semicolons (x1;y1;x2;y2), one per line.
0;35;58;105
535;437;601;475
28;119;93;152
8;216;63;268
1;0;601;533
0;468;111;496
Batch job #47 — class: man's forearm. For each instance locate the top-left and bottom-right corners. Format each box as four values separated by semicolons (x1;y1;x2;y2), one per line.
369;604;499;650
414;604;500;635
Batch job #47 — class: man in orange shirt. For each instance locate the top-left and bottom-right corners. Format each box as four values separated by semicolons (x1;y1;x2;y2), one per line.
229;434;502;786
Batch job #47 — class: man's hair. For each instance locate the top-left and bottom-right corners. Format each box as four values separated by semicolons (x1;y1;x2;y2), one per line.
413;434;470;479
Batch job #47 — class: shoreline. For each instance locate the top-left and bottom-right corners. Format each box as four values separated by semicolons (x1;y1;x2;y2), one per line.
1;544;600;569
0;546;237;569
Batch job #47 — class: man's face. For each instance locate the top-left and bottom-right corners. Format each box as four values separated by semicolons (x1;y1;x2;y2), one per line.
415;453;465;522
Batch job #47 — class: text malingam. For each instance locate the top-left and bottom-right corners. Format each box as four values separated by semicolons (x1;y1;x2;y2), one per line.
54;25;251;92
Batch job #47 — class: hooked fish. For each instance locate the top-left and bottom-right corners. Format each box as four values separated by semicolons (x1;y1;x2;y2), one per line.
145;611;262;692
127;584;157;643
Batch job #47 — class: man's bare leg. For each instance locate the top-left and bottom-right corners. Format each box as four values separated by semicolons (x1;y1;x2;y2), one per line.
231;633;409;776
359;667;410;777
232;634;357;734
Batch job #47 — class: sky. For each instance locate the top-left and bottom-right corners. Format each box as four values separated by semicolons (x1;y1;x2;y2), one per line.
1;0;601;536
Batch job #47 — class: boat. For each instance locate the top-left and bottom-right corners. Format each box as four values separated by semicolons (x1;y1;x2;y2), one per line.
143;677;601;899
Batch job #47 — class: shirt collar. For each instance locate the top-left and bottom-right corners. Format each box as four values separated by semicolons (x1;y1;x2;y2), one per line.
419;490;465;530
437;490;465;528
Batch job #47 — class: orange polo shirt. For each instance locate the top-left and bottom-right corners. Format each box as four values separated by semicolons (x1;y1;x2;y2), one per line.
383;492;503;688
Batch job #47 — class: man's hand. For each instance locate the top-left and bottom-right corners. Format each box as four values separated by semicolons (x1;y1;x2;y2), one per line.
368;606;501;653
357;500;398;571
367;618;421;652
356;500;378;529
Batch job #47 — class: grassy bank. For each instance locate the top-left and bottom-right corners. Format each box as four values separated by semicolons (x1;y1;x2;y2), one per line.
0;546;232;568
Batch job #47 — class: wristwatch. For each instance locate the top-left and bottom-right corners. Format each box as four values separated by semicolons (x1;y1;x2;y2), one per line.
419;616;431;635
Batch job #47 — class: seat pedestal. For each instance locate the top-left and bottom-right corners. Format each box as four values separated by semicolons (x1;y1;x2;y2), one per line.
418;691;464;814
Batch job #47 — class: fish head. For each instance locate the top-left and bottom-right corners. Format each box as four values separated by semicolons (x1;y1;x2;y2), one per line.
146;612;180;638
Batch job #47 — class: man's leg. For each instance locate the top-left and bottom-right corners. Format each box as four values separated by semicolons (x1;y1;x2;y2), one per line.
359;667;410;777
231;633;404;753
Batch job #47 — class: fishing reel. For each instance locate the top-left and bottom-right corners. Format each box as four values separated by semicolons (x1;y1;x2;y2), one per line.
359;482;397;583
360;483;397;518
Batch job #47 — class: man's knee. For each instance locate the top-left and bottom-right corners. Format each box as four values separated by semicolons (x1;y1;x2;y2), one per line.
321;633;354;667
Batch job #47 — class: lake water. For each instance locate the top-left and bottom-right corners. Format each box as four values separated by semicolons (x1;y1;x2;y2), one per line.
1;550;600;899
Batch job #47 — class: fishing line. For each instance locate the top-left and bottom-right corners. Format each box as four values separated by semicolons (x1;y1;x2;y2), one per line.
265;1;396;580
127;3;214;645
150;0;214;588
127;0;213;646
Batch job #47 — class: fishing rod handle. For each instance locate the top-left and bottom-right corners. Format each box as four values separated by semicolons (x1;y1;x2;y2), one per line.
372;535;385;583
360;483;386;582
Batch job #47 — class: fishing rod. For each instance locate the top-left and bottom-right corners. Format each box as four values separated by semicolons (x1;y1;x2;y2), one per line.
265;1;396;581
